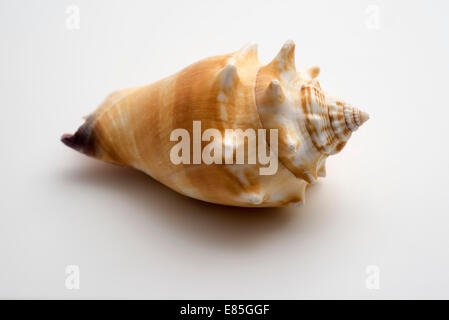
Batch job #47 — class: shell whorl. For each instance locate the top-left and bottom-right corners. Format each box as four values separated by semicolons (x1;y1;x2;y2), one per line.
255;40;369;183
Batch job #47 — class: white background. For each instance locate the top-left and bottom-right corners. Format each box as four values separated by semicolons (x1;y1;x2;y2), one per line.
1;0;448;299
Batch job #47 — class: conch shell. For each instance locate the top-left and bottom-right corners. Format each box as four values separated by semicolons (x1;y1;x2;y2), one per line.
62;40;369;207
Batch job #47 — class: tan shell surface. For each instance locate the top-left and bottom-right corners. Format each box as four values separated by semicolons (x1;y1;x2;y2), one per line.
62;41;369;207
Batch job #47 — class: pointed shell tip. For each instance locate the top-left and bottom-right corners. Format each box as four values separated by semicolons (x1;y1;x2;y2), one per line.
360;111;370;125
61;133;78;150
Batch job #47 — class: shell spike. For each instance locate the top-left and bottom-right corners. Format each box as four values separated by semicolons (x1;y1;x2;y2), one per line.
263;79;285;106
218;62;240;90
272;40;296;71
304;65;320;80
317;158;327;178
237;41;258;59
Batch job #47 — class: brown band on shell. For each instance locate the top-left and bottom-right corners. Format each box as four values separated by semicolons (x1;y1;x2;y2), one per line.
315;87;335;151
353;108;361;127
340;103;353;136
61;115;97;156
301;86;326;154
351;107;357;129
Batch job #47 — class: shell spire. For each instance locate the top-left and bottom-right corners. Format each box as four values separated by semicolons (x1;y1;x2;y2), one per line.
268;79;283;98
317;157;327;178
271;39;296;72
343;104;370;132
256;40;369;184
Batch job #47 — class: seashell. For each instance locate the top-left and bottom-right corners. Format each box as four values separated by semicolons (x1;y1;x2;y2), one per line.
61;40;369;207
